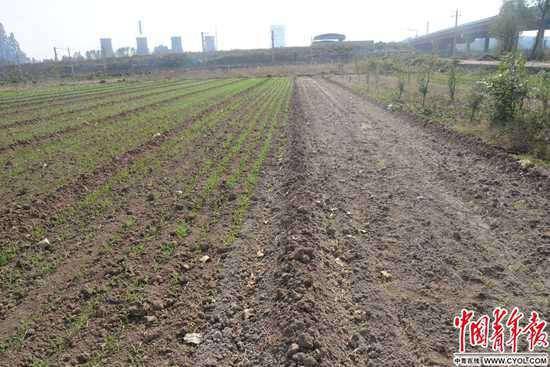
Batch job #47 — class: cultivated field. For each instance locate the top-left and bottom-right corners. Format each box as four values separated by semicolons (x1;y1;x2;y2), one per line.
0;76;293;365
1;73;549;366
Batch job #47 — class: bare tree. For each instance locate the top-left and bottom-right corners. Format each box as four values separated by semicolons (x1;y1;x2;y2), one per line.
530;0;550;60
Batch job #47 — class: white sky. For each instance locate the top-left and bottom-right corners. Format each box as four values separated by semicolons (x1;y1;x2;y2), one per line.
3;0;503;60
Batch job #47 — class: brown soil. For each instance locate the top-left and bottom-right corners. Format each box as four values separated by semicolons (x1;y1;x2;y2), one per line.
1;76;548;366
192;77;549;366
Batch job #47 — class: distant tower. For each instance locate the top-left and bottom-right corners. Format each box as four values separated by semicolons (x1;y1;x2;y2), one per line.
171;36;183;53
100;38;114;58
201;32;217;53
136;37;149;55
136;20;149;55
270;25;286;48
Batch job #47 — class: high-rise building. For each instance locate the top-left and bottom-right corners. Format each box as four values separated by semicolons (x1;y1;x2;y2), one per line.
136;37;149;55
201;32;217;53
171;36;183;53
270;25;286;48
100;38;114;58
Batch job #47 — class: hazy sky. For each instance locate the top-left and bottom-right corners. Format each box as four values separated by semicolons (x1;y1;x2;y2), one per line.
4;0;503;60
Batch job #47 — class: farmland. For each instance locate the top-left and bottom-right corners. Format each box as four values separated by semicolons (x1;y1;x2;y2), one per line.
1;70;549;367
0;75;293;365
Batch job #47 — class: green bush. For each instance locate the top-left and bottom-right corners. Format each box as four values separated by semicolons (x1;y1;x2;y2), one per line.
484;53;529;126
531;71;550;119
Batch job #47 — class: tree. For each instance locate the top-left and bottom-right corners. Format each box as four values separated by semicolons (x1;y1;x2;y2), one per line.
0;22;29;64
115;47;133;58
491;0;531;54
529;0;550;60
153;45;170;55
85;50;101;60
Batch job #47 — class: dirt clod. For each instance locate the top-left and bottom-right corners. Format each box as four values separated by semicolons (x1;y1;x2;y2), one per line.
183;333;203;345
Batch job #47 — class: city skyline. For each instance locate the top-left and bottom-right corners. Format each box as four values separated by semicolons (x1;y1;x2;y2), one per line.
5;0;503;60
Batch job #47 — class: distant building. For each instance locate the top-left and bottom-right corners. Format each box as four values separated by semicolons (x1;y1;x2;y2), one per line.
171;36;183;53
312;33;346;45
100;38;114;58
201;33;216;53
154;45;170;55
136;37;149;55
270;25;286;48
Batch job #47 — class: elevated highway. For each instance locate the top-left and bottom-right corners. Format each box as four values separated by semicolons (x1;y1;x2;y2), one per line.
408;15;550;53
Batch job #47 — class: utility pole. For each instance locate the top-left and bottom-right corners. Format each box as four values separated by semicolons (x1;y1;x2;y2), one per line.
452;9;459;58
426;21;430;35
271;30;275;64
53;47;58;62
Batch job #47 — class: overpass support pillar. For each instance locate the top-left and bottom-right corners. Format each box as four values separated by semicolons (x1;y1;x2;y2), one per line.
484;37;490;53
431;40;439;55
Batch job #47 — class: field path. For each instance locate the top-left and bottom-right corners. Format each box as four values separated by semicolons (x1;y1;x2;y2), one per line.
193;77;549;366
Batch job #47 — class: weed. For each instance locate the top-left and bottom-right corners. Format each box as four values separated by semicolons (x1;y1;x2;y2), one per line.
175;222;190;239
31;226;46;241
0;319;33;352
31;360;50;367
161;242;177;258
127;343;145;366
102;334;120;354
0;244;17;266
130;243;145;256
122;216;136;230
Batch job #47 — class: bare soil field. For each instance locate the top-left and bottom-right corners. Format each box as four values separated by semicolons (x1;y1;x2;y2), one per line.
1;75;549;366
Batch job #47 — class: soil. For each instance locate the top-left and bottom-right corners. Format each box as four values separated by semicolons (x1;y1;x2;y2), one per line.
192;77;549;366
1;76;549;366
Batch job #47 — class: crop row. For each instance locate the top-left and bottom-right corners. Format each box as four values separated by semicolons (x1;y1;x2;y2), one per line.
66;79;289;364
0;78;204;120
0;78;288;346
0;79;216;127
0;78;274;275
88;78;291;365
0;78;180;107
0;79;261;202
0;79;236;148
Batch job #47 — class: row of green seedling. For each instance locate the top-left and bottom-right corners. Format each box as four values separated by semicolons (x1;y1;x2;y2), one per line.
0;78;206;121
0;77;182;108
53;80;290;364
0;79;272;298
0;79;232;149
0;79;260;200
197;78;289;233
225;79;292;243
0;80;279;361
0;80;226;131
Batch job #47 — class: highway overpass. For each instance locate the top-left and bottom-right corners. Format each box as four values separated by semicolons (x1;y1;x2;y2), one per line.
408;15;550;54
